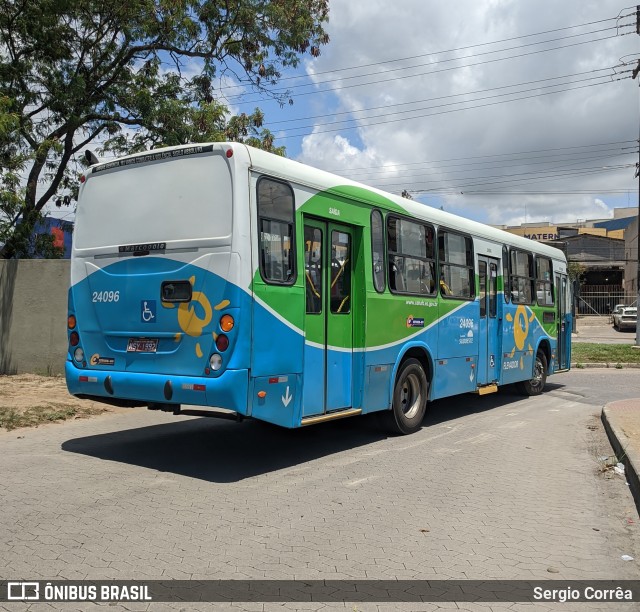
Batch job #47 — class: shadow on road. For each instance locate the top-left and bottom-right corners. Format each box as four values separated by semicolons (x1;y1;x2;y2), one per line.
62;412;388;483
62;383;564;483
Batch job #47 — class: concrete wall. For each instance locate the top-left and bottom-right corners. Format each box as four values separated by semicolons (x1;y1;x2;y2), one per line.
0;260;70;375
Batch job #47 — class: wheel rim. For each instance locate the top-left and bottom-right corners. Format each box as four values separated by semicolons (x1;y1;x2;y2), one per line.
400;372;423;419
530;358;544;391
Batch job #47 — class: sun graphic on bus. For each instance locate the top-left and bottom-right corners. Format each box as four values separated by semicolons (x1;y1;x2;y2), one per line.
163;276;231;358
505;305;536;369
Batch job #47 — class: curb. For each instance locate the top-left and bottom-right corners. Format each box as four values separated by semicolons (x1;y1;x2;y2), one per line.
601;403;640;514
571;362;640;369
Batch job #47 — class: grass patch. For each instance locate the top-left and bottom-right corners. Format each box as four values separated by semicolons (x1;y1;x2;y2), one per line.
571;343;640;364
0;403;107;431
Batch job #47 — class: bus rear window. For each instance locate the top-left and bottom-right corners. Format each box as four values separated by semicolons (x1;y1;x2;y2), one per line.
75;154;232;250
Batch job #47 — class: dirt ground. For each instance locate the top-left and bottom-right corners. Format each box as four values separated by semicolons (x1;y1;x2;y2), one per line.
0;374;121;431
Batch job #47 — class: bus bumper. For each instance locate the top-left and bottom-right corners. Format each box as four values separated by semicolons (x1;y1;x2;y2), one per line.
65;361;249;414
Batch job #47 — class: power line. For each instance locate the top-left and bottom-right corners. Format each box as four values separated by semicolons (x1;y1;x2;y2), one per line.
276;77;628;139
266;67;618;127
321;140;638;173
407;164;636;193
225;30;633;105
415;164;636;191
436;190;637;195
284;26;622;91
217;13;633;101
344;150;638;183
286;15;630;81
276;74;623;135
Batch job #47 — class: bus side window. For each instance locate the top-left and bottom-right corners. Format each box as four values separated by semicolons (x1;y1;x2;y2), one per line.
502;246;510;303
509;249;534;304
536;256;554;306
371;210;386;292
438;230;474;299
387;216;435;296
389;255;406;292
257;177;296;285
305;226;322;314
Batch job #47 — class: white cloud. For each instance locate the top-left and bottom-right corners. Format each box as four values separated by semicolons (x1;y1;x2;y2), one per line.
294;0;638;224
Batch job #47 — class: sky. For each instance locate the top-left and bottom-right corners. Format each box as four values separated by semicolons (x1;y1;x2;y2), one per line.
227;0;640;227
41;1;640;229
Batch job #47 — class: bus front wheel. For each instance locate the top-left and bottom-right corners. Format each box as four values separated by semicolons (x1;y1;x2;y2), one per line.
382;358;428;435
517;351;547;396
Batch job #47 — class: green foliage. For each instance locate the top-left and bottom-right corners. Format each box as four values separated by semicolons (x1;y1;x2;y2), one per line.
0;0;328;257
567;261;586;283
571;343;640;364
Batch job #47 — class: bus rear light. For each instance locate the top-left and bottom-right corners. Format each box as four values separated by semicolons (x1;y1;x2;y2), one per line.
79;175;86;183
68;315;77;329
70;331;80;346
257;391;267;398
73;347;84;362
209;353;222;371
216;334;229;351
226;149;233;158
220;314;234;332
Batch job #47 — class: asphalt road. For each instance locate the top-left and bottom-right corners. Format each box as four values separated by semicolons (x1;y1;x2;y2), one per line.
2;370;640;611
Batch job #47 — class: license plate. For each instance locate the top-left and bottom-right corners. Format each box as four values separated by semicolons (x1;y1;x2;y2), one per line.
126;338;158;353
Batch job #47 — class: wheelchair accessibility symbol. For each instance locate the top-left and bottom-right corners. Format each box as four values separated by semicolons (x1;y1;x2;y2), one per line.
141;300;156;323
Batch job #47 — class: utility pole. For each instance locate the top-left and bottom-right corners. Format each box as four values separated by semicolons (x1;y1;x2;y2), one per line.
634;6;640;347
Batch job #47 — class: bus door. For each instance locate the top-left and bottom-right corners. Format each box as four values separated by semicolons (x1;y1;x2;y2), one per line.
302;219;354;417
555;272;571;370
477;256;500;384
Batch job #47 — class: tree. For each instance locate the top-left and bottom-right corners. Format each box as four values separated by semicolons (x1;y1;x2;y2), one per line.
0;0;330;258
567;261;586;283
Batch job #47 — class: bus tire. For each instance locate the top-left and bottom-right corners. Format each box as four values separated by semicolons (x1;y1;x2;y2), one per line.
516;351;547;396
382;358;428;435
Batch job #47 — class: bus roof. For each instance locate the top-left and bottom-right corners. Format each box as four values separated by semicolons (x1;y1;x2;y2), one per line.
87;142;566;263
244;145;566;263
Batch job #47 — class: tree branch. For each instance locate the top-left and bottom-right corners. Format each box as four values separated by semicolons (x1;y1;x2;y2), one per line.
35;129;75;211
70;125;107;155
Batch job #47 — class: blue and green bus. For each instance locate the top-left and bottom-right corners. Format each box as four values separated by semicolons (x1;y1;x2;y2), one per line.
66;143;572;435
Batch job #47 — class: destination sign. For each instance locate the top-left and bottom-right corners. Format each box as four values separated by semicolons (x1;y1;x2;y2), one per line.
92;144;214;173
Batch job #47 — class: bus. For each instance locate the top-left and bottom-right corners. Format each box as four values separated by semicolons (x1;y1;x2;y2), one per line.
66;142;572;435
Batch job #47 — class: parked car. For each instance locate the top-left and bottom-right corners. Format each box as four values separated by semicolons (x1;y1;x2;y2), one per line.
613;306;637;331
610;304;625;324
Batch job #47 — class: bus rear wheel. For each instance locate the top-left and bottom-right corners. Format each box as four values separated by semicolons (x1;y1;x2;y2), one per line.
516;351;547;396
382;358;428;435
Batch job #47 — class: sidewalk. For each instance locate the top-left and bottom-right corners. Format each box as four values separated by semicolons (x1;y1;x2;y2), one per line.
602;399;640;512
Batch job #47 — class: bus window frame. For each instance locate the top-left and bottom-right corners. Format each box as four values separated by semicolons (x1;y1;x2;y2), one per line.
386;213;437;297
536;255;554;306
371;209;386;293
437;228;475;301
256;175;297;287
304;224;323;315
502;245;510;303
509;248;534;305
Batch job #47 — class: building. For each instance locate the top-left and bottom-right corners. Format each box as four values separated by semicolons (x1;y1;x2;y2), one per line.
494;207;638;314
624;215;638;298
